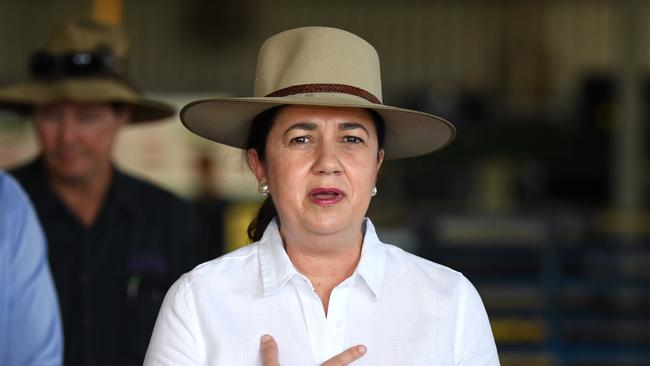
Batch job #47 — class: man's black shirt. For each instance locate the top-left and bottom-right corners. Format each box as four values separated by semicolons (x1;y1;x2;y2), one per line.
11;158;200;366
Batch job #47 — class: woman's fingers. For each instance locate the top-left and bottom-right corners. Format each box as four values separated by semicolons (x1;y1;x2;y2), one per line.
322;345;367;366
260;334;366;366
260;335;280;366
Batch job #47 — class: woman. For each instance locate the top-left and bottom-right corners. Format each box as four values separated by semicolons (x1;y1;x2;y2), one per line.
145;27;499;366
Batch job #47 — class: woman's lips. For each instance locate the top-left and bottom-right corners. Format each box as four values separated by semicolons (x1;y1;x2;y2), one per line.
309;187;346;205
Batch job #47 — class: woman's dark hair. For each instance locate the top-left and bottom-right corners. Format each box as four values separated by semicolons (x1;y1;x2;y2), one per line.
245;106;282;242
245;106;386;242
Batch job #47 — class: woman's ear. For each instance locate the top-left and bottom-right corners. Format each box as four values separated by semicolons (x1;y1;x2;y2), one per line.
246;149;267;183
376;149;385;172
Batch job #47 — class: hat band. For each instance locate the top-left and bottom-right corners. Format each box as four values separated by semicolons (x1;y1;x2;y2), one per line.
266;83;381;104
30;51;125;81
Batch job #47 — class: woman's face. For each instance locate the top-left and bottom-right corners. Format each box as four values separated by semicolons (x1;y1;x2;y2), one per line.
248;105;384;241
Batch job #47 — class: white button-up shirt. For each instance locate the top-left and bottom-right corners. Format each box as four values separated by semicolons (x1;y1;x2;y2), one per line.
144;219;499;366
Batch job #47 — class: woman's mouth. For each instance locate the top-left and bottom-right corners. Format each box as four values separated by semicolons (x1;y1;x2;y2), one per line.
309;187;345;206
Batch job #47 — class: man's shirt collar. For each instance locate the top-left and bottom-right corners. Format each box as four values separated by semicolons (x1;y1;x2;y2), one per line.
13;157;136;224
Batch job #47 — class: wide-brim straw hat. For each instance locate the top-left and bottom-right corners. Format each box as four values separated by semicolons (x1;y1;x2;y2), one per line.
181;26;455;159
0;19;173;122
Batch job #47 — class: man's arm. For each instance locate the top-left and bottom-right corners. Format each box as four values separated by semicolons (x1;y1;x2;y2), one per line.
1;172;63;366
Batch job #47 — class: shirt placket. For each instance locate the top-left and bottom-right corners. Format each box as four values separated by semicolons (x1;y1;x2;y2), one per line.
295;275;355;364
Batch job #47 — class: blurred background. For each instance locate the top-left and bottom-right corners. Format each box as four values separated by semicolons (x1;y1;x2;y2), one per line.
0;0;648;365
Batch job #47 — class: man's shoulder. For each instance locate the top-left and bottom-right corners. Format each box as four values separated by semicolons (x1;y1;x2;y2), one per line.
0;170;28;205
0;170;16;190
0;170;43;250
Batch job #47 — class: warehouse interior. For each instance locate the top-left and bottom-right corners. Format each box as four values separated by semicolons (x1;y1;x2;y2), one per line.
0;1;648;365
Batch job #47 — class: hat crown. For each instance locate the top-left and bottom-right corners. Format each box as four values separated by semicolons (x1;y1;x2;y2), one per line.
253;27;383;103
45;19;128;58
0;19;174;122
179;26;455;158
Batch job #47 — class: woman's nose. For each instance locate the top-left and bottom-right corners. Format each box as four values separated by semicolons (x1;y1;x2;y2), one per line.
312;142;343;175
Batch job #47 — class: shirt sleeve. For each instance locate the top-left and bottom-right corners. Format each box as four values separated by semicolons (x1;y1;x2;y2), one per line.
1;173;63;366
455;275;500;366
144;274;203;366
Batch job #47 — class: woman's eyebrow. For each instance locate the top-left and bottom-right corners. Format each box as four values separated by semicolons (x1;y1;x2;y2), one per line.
339;122;369;135
283;122;317;136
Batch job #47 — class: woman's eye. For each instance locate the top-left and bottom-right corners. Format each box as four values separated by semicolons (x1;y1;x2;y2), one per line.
290;136;310;145
343;136;363;144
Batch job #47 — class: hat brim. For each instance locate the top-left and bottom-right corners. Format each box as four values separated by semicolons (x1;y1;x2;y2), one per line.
0;78;174;122
181;94;456;159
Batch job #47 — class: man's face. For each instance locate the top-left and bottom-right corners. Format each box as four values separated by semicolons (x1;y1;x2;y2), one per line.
33;102;129;183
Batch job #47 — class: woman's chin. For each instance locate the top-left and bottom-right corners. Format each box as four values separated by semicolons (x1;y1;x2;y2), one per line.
303;215;363;237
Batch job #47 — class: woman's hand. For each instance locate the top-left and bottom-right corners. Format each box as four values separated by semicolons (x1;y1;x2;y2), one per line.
260;335;366;366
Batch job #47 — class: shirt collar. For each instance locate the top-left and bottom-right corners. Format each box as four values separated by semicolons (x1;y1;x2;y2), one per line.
258;218;387;299
355;218;386;299
258;220;300;296
17;157;134;220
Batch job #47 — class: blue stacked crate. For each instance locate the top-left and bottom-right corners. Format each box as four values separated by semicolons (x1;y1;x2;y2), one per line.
418;213;650;366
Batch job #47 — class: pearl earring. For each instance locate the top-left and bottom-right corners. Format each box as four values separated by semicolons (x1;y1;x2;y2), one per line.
259;182;270;197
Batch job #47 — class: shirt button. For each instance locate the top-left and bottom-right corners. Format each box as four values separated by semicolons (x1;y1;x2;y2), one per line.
336;320;344;328
81;273;92;286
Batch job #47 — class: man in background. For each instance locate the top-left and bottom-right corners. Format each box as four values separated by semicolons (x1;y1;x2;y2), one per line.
0;20;200;365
